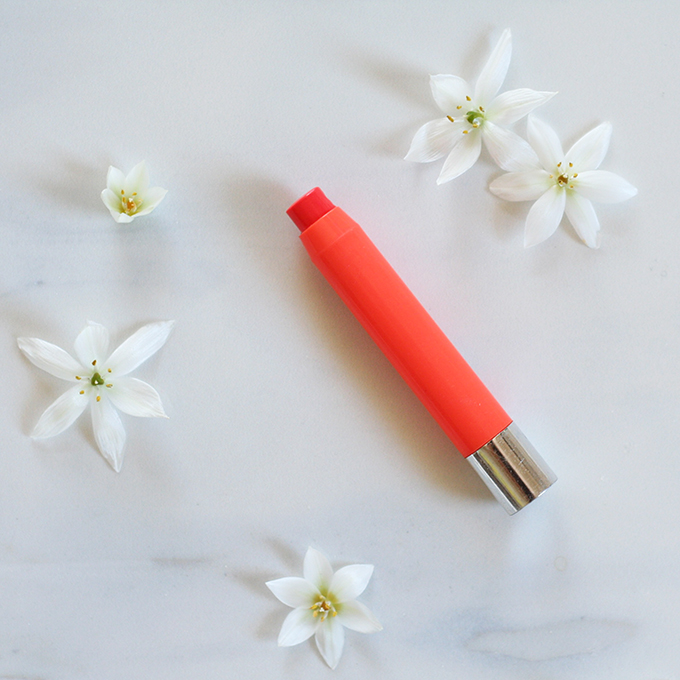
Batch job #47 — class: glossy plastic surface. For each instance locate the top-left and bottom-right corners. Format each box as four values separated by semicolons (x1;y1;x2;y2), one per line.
291;190;511;457
287;187;334;232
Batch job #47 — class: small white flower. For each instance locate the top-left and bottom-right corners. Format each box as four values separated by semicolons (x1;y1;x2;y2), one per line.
18;321;174;471
266;547;382;670
405;29;556;182
489;117;638;248
101;161;167;223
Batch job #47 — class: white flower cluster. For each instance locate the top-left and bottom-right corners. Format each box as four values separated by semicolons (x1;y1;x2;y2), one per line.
18;162;170;470
101;161;167;223
406;29;637;248
267;547;382;669
18;321;174;472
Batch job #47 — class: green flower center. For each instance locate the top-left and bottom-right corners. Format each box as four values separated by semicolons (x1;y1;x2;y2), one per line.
446;99;486;134
75;364;114;399
90;372;105;386
465;109;485;126
311;596;337;621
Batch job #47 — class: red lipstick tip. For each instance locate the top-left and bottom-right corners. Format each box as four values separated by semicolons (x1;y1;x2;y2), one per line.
287;187;335;232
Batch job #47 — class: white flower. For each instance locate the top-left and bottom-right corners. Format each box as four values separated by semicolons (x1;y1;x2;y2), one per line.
266;547;382;670
101;161;167;223
18;321;174;472
489;117;638;247
405;29;556;182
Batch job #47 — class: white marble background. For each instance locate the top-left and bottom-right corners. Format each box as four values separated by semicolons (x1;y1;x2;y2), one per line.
1;1;677;678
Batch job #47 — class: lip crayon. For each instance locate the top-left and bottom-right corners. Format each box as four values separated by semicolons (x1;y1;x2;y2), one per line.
287;187;556;514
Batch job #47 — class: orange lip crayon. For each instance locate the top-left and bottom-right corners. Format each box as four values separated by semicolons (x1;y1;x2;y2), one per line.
287;188;556;513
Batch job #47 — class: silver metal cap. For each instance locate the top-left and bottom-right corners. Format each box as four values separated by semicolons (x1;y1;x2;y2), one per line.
467;422;557;515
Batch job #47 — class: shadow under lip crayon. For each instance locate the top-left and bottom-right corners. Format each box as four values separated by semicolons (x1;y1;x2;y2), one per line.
287;187;556;514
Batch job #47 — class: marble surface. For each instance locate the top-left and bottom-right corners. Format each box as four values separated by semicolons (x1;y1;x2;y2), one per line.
1;2;678;678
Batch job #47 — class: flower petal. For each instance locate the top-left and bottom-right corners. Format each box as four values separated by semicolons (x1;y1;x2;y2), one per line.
566;122;612;171
524;186;566;247
303;547;334;591
574;170;637;203
337;599;383;633
106;377;167;418
74;322;109;368
124;161;150;199
17;337;83;381
565;192;601;248
527;116;564;171
329;564;374;602
489;170;552;201
474;28;512;105
106;321;175;377
106;166;126;194
405;118;460;163
437;130;482;183
430;74;471;113
91;394;126;472
134;187;167;216
482;122;541;171
101;188;121;215
315;616;345;670
31;385;89;438
277;607;318;647
111;211;135;224
266;577;320;608
487;89;557;126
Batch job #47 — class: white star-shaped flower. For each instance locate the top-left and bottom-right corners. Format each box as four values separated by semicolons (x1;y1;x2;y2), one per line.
405;28;556;182
489;116;638;247
18;321;174;471
266;547;382;670
101;161;167;223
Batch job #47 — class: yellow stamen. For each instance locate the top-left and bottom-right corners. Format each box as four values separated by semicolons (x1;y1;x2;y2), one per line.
123;197;137;214
310;597;336;621
466;95;471;101
479;105;485;112
573;173;578;178
92;360;97;366
106;384;113;388
456;105;462;110
76;376;81;380
447;115;455;122
96;395;101;402
569;162;573;167
108;368;112;373
557;162;562;168
121;189;125;195
79;390;84;395
462;129;469;134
